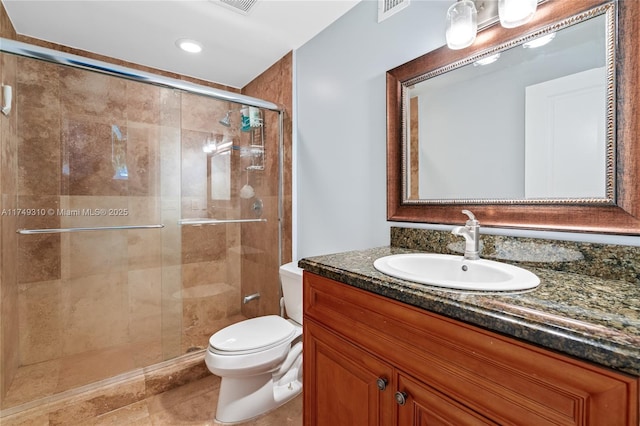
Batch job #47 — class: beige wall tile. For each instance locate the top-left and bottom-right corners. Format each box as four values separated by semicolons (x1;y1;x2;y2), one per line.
160;265;183;360
59;67;126;124
0;2;17;39
128;268;162;343
18;280;62;365
66;232;127;278
63;120;128;196
61;271;129;355
180;92;229;134
1;49;20;398
126;125;160;197
159;127;181;198
126;81;161;126
181;224;227;265
16;58;61;197
181;284;241;351
160;88;181;129
181;260;226;289
180;129;209;201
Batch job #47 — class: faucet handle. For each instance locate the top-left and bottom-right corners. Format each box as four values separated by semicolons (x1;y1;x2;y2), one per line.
461;210;479;225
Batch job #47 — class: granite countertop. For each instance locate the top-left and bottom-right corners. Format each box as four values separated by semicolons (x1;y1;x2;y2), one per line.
299;244;640;376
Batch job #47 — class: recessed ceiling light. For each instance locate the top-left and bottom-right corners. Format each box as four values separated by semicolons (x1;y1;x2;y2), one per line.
176;39;202;53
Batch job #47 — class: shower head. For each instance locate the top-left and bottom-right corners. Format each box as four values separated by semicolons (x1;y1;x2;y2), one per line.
219;111;231;127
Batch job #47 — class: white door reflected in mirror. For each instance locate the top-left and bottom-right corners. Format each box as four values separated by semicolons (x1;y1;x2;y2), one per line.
525;67;606;199
405;12;613;203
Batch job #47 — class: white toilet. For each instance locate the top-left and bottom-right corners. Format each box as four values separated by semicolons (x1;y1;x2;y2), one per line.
205;262;303;424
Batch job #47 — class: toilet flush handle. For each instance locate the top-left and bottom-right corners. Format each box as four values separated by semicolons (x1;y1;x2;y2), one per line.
243;292;260;304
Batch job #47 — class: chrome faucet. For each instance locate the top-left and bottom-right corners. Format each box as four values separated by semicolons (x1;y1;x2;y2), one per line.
451;210;480;260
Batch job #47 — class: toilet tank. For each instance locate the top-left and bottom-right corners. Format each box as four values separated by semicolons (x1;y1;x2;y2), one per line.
279;262;303;324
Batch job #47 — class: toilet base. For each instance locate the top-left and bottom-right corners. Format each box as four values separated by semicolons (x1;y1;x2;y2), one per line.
215;371;302;424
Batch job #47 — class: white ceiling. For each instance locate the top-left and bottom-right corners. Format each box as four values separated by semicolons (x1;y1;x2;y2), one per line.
2;0;361;89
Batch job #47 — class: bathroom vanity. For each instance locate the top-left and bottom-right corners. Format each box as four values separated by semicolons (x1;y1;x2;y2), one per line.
300;230;640;426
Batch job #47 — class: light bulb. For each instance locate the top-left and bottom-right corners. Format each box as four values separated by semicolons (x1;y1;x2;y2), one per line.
498;0;537;28
523;32;556;49
176;39;202;54
446;0;478;50
473;53;500;67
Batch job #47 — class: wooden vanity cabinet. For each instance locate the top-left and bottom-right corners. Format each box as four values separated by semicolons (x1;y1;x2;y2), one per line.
303;272;639;426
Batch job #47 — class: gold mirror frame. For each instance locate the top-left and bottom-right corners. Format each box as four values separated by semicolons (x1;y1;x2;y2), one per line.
386;0;640;234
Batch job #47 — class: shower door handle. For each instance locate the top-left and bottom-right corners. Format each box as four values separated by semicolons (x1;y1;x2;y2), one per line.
17;224;165;234
178;218;267;225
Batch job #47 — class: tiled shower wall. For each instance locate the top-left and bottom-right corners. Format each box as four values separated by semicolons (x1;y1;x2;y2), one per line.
0;4;293;407
241;53;293;319
0;0;19;398
7;55;247;368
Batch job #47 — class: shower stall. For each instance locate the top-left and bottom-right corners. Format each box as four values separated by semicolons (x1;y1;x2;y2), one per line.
0;40;285;415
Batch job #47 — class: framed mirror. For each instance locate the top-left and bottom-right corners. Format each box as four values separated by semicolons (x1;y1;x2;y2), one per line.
386;0;640;234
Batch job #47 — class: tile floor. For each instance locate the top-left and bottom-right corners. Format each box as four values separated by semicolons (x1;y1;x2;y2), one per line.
88;375;302;426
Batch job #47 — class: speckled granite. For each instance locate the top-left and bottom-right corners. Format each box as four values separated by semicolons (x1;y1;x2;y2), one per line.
299;228;640;376
391;227;640;284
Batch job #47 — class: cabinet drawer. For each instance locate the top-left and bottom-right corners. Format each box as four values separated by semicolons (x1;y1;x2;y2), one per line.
304;272;639;425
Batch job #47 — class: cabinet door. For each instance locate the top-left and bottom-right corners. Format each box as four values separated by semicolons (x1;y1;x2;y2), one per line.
395;373;498;426
304;319;394;426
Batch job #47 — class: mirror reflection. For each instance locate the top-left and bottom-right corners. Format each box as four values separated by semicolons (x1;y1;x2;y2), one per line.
405;11;613;203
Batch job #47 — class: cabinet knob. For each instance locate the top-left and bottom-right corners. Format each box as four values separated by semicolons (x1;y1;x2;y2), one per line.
394;391;408;406
376;378;388;391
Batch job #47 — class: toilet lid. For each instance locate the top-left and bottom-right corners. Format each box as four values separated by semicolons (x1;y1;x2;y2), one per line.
209;315;296;353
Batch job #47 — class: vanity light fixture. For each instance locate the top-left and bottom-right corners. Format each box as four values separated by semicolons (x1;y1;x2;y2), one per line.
446;0;478;50
498;0;538;28
523;32;556;48
445;0;539;50
473;53;500;66
176;38;203;53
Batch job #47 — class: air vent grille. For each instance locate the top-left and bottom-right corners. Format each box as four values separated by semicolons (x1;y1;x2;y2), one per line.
378;0;410;23
212;0;259;15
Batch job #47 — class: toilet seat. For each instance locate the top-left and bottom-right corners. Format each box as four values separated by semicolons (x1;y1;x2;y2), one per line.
209;315;297;355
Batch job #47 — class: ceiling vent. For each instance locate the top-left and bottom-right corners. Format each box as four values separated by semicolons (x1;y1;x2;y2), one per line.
378;0;410;23
211;0;259;15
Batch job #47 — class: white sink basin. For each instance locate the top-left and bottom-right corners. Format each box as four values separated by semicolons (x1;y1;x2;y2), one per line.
373;253;540;291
